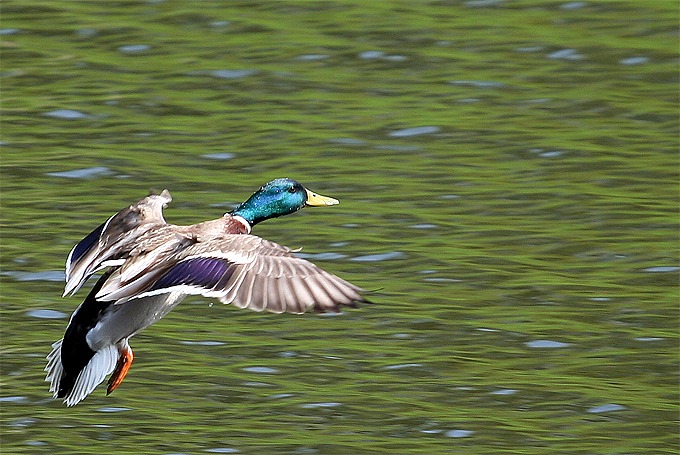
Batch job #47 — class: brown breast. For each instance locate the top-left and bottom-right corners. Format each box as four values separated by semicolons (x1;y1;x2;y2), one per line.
222;215;250;234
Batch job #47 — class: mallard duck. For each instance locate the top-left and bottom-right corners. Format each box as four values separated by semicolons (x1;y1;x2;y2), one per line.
45;178;366;406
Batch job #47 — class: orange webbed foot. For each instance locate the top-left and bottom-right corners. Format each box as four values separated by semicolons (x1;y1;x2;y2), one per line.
107;346;134;395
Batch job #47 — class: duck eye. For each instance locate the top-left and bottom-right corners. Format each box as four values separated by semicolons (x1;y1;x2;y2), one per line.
288;186;297;193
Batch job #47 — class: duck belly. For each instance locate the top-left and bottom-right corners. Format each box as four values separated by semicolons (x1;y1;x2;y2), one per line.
86;291;186;350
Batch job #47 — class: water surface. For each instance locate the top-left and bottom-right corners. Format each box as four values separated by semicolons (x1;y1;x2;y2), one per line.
1;1;677;454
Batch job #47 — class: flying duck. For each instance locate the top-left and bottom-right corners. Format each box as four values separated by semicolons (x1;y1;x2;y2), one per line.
45;178;366;406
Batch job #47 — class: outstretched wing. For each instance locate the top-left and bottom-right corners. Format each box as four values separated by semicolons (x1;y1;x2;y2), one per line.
64;190;172;297
95;234;365;314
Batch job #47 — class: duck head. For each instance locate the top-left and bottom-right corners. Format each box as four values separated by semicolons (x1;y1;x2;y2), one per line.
231;178;339;227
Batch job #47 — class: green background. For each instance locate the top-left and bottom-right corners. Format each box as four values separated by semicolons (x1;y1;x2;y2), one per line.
1;1;677;454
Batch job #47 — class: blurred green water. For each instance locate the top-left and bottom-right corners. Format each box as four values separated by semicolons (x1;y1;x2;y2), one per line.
1;1;677;454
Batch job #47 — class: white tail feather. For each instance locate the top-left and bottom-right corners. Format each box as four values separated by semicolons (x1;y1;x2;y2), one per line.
45;340;118;406
45;339;64;395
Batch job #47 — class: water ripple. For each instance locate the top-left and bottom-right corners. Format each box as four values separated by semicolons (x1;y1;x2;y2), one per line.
490;389;518;396
75;28;98;38
295;252;347;260
525;340;571;348
328;137;365;145
359;50;384;59
0;396;28;403
410;223;438;229
180;340;224;346
201;153;235;160
118;44;151;54
44;109;91;119
450;80;505;88
208;69;258;79
620;56;649;66
47;167;113;179
465;0;503;7
445;429;474;438
268;393;294;400
547;48;584;61
26;309;68;319
351;251;406;262
242;366;278;374
374;144;421;152
8;418;36;428
423;277;461;283
642;266;679;273
296;54;329;61
300;402;341;409
560;1;587;10
384;363;423;370
388;126;440;137
587;403;627;413
2;270;64;281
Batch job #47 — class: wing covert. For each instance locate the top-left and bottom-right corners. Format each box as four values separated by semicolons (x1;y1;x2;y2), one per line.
99;234;366;314
63;190;172;296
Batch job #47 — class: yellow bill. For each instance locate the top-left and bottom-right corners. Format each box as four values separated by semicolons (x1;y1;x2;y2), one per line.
305;188;339;206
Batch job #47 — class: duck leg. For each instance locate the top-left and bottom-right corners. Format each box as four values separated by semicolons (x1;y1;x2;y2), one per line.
107;342;134;395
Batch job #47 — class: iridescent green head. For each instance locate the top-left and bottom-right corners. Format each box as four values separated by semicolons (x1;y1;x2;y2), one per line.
231;178;338;226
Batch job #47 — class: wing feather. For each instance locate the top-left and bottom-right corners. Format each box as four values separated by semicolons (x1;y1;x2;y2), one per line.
102;234;365;313
64;190;172;296
234;267;259;310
